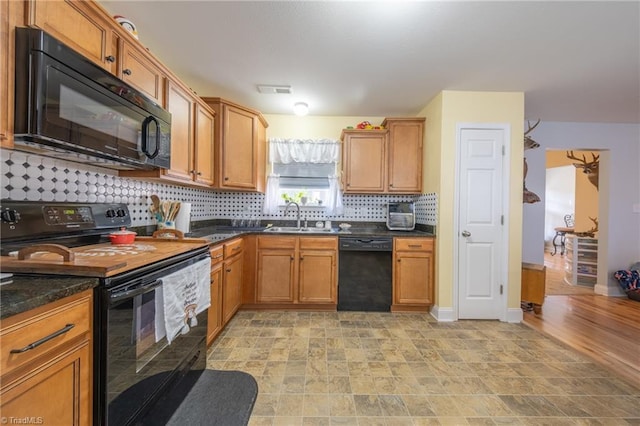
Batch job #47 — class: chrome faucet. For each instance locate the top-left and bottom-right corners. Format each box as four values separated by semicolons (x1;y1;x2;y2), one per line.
284;201;301;228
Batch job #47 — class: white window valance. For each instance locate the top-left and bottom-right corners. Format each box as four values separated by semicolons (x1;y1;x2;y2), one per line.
269;138;340;164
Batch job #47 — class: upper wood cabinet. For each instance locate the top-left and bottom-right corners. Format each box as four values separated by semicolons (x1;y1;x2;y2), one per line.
392;237;434;311
119;40;165;106
203;98;268;192
0;1;24;148
341;129;387;193
384;117;425;193
341;117;425;194
26;0;118;72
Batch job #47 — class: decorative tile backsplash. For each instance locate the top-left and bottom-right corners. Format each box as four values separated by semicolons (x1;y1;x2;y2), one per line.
1;149;437;227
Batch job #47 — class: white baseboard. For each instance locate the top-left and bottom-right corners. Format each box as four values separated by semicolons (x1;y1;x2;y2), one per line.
595;283;626;297
430;305;455;322
506;308;524;323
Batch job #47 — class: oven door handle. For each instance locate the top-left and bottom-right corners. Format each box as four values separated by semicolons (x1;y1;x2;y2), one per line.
110;279;163;303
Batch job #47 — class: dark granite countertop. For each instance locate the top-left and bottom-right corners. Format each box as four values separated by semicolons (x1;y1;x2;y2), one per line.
0;274;99;320
185;221;435;245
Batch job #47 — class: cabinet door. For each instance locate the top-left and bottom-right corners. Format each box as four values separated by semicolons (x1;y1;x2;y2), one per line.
1;0;22;148
165;80;194;181
207;263;223;346
28;0;115;71
298;250;336;303
221;104;257;189
194;103;215;186
393;251;433;306
342;131;386;193
222;254;243;325
256;249;295;303
386;119;423;193
0;341;92;426
120;40;165;105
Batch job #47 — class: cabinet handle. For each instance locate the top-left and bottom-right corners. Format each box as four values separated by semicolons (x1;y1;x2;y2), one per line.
10;324;75;353
123;68;132;76
105;55;116;63
408;244;422;248
212;254;223;259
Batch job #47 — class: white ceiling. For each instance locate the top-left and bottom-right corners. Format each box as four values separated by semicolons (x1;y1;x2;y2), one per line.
100;1;640;123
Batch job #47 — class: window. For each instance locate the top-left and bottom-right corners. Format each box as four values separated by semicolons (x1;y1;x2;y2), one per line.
273;162;335;206
263;138;343;215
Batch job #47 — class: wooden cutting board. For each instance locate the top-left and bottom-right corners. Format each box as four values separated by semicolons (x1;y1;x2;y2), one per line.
0;238;209;278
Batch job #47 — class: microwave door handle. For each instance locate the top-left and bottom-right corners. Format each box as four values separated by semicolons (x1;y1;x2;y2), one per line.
142;116;160;159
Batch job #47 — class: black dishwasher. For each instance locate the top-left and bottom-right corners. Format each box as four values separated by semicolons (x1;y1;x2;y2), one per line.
338;237;393;311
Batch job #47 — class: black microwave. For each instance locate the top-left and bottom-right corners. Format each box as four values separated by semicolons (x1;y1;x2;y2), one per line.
13;27;171;170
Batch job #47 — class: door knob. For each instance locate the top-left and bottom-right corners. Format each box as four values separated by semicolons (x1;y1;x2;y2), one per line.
461;230;471;237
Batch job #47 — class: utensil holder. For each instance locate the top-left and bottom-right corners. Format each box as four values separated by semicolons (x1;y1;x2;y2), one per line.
157;221;175;230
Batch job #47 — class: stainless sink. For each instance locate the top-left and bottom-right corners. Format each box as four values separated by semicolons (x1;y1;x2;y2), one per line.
263;226;335;234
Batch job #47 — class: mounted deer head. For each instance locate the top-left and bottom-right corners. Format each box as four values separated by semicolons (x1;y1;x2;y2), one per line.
575;216;598;238
566;151;599;190
524;119;541;150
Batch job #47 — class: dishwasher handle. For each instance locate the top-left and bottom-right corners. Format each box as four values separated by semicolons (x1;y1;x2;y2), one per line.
339;237;393;251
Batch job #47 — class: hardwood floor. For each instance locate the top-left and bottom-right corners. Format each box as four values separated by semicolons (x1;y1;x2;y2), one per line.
523;252;640;387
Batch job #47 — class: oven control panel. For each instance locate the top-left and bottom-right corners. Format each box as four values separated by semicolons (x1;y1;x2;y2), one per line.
0;201;131;239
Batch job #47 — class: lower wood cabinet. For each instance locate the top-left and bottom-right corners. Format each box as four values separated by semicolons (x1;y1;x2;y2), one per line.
0;289;93;425
222;238;244;324
256;236;337;306
392;237;434;311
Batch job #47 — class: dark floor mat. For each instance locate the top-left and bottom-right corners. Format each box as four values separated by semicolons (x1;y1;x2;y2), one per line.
165;370;258;426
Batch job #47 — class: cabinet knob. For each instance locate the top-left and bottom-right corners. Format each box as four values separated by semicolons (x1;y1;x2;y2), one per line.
389;183;394;188
123;68;132;76
105;55;116;63
290;256;294;260
226;268;232;273
224;177;229;181
300;256;304;261
197;171;202;176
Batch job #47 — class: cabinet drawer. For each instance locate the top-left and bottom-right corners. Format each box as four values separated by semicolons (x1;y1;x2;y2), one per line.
258;236;296;250
394;238;433;252
224;238;244;258
209;245;224;265
1;291;92;376
299;237;337;250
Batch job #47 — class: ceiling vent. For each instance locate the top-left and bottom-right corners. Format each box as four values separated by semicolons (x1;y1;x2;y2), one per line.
257;85;292;94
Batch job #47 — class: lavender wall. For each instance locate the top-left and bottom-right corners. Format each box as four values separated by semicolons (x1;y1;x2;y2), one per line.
522;121;640;290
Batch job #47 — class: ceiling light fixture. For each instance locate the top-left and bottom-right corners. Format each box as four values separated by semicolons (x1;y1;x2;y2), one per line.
293;102;309;116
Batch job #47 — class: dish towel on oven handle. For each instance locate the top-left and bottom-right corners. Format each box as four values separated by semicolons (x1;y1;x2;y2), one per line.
159;257;211;344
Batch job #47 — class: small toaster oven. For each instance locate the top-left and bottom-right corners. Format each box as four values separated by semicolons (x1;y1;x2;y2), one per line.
386;202;415;230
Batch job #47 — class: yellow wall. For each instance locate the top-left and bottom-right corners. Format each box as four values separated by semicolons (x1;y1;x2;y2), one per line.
546;150;599;233
263;115;385;140
418;90;525;311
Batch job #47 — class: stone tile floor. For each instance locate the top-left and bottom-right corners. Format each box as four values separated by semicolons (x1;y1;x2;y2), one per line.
206;311;640;425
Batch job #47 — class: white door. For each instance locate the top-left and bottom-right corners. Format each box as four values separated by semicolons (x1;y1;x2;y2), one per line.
457;127;506;319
